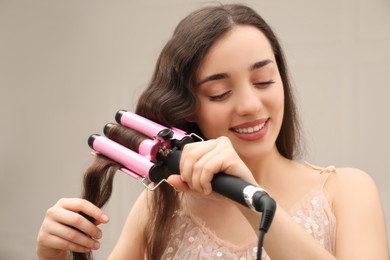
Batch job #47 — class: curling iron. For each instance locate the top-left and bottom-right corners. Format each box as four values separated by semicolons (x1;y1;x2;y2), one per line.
88;110;276;233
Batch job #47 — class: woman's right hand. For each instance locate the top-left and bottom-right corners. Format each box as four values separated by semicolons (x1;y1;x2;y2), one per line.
36;198;109;260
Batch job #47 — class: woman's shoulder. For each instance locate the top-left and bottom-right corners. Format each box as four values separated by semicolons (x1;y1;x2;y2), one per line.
303;162;375;190
322;166;381;212
301;162;379;206
320;167;389;258
326;167;377;192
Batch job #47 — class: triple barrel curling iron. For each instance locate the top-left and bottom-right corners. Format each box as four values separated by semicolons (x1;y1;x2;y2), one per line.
88;110;276;233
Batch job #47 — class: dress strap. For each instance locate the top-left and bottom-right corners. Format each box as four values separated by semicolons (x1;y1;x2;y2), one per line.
304;161;336;189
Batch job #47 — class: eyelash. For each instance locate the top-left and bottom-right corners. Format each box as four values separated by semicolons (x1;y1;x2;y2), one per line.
254;80;275;88
208;80;275;101
209;91;231;101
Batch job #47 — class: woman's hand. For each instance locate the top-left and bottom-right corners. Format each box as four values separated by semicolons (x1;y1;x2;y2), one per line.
36;198;109;260
168;136;257;194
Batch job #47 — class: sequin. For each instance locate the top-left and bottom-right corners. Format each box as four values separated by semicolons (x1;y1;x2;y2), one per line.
250;246;258;257
171;209;179;218
161;179;336;259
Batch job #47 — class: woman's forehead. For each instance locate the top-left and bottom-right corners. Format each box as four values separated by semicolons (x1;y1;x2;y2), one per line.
197;25;276;77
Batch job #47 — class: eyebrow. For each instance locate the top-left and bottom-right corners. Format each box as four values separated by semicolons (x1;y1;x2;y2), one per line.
198;59;274;87
198;73;229;86
250;59;273;71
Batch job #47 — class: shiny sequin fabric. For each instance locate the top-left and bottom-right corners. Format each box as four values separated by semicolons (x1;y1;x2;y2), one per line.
290;189;336;254
161;209;261;260
161;170;336;259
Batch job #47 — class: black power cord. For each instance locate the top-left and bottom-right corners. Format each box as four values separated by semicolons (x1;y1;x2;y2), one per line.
257;230;266;259
253;195;277;259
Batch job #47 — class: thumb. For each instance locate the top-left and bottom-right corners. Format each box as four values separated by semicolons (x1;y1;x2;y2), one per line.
167;175;189;192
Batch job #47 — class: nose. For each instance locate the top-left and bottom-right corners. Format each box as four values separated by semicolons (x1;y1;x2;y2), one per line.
234;85;262;116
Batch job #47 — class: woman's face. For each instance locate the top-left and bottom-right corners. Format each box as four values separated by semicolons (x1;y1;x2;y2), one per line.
194;25;284;160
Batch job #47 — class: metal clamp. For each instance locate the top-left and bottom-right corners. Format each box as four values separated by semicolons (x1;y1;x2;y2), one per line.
140;177;178;192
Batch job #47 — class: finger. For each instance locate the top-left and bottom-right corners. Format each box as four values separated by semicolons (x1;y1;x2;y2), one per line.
167;175;190;192
180;142;202;187
46;206;102;240
190;138;232;192
44;220;101;251
180;140;218;187
191;144;224;195
57;198;109;224
41;232;94;253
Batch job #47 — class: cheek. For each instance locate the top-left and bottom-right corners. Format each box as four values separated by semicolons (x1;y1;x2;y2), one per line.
269;85;285;129
268;84;284;113
195;101;228;139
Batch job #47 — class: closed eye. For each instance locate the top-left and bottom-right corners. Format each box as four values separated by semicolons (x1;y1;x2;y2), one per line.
209;91;232;101
254;80;275;88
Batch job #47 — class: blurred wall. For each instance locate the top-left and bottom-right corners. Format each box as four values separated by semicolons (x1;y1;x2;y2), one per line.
0;0;389;259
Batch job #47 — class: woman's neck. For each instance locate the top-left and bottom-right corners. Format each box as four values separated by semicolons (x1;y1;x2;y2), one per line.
242;146;292;188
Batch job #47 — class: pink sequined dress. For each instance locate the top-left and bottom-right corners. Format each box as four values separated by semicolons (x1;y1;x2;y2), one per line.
161;166;336;259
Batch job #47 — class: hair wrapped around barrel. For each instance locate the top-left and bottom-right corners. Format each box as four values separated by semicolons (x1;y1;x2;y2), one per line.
72;121;154;260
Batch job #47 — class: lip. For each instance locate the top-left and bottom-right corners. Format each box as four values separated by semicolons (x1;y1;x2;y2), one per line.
230;118;268;129
230;118;269;141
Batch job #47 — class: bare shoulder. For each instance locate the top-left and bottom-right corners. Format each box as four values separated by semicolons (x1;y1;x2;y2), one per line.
326;167;377;193
324;167;382;210
324;168;389;257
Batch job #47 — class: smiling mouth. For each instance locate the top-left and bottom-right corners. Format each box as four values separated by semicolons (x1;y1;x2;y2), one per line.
231;120;267;134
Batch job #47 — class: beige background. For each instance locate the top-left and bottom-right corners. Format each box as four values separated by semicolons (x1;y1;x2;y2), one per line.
0;0;389;259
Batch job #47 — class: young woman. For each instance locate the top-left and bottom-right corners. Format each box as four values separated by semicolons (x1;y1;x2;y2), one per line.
37;4;389;259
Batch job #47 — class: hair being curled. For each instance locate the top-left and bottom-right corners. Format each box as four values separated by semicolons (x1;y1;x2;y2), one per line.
73;4;301;260
71;124;149;260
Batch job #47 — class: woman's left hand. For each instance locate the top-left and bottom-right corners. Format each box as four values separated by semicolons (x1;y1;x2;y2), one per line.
168;136;257;194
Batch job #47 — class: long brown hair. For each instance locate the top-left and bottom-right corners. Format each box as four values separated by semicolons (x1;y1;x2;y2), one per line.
73;4;301;260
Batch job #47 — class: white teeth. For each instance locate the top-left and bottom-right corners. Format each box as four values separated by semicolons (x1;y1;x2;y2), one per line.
233;122;266;134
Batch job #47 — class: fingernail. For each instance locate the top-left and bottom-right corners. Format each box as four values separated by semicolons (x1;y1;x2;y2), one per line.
100;213;109;222
94;241;100;249
96;231;102;239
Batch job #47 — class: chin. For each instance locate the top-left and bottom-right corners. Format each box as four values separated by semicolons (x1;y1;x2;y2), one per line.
234;140;275;160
